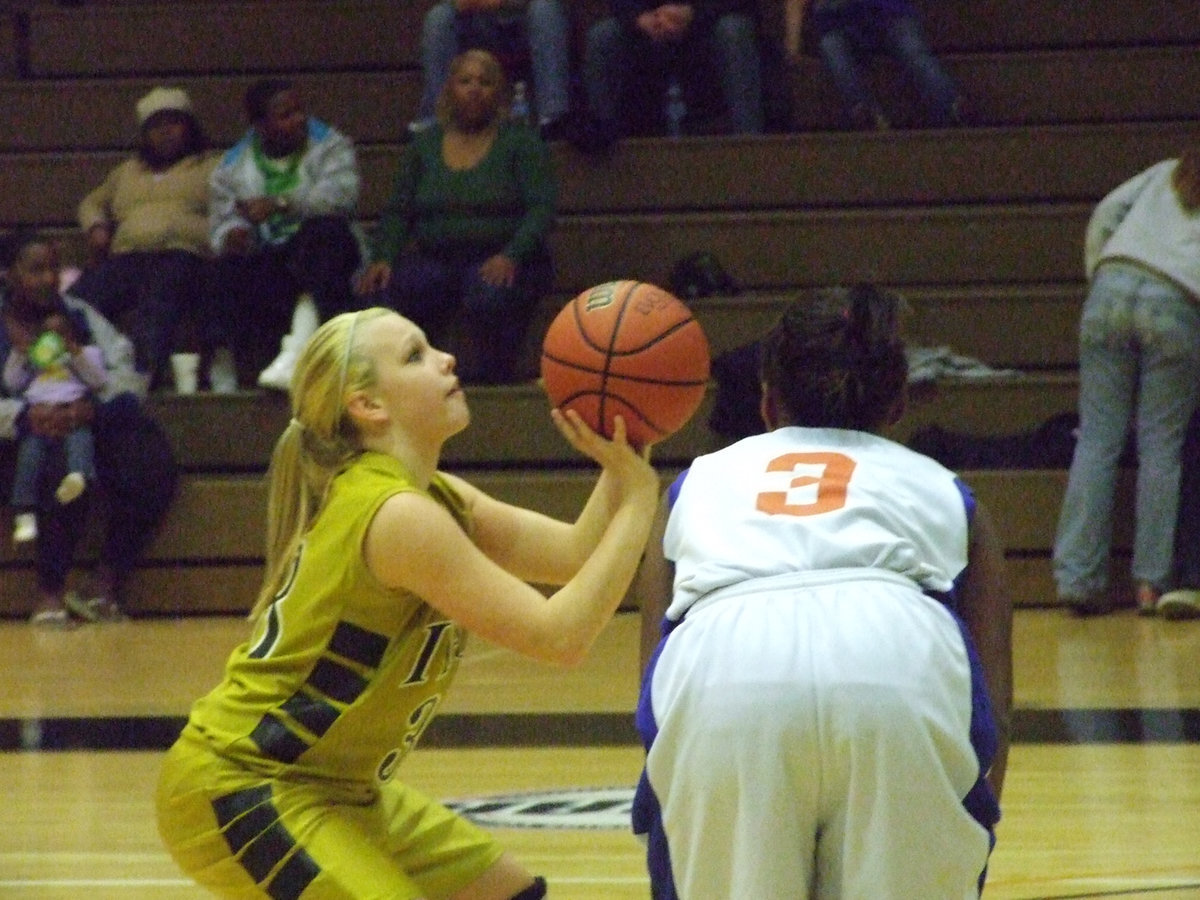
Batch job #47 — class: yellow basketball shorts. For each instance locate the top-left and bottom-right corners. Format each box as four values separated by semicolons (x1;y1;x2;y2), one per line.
155;736;505;899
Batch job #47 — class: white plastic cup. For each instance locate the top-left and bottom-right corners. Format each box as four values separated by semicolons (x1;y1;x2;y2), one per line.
170;352;200;395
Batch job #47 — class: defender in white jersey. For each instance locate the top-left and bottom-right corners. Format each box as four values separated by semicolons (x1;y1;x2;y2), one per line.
632;286;1013;899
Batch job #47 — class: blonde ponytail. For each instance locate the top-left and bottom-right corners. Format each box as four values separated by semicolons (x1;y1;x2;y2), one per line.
248;307;391;620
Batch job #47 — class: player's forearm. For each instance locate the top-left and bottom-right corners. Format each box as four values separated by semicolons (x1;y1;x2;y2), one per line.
567;468;624;555
542;491;658;665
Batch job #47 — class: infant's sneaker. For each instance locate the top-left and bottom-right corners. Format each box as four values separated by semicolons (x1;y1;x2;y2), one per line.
55;472;86;505
13;512;37;543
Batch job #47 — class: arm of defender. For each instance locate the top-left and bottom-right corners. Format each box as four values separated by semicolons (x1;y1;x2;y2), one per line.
958;499;1013;798
635;491;674;676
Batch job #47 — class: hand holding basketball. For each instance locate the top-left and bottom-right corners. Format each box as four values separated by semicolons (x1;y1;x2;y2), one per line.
540;280;711;449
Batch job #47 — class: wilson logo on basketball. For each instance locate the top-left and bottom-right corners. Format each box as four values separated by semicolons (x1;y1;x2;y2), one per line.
584;283;617;311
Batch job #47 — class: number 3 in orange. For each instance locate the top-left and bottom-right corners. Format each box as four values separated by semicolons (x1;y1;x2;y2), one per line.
756;452;856;516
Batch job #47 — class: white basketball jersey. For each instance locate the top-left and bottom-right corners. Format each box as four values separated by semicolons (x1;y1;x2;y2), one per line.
664;427;972;622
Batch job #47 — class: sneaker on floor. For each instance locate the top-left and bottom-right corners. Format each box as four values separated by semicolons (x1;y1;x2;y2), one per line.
29;603;76;629
12;511;37;544
30;590;77;628
55;471;86;505
1156;589;1200;620
65;591;126;623
257;338;298;391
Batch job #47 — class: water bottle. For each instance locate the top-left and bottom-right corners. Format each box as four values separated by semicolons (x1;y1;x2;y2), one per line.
511;80;531;126
665;79;686;137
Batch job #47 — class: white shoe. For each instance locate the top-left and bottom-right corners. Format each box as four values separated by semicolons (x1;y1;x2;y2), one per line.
13;512;37;543
257;337;299;391
55;472;86;505
208;346;238;394
258;295;319;391
1157;589;1200;620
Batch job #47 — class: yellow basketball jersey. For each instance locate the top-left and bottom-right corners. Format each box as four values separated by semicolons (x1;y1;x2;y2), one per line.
181;451;470;801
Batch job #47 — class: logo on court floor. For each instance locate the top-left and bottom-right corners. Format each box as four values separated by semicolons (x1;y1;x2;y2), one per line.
445;786;635;830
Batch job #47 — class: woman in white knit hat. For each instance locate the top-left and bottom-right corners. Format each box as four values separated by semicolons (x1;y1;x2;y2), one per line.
72;87;232;392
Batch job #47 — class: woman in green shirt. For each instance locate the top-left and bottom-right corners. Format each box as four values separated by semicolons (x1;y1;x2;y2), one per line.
359;50;556;385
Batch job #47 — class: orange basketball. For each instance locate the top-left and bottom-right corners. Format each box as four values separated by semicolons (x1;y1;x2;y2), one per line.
540;280;711;449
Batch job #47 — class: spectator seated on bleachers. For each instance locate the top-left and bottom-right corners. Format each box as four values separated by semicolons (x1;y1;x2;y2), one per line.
70;88;229;392
414;0;583;142
209;79;366;392
1;230;178;628
357;50;555;385
788;0;971;130
580;0;766;149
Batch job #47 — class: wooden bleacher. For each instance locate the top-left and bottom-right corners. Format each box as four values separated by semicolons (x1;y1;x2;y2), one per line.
2;0;1195;617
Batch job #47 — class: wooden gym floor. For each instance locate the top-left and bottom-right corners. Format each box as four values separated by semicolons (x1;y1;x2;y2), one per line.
2;608;1199;899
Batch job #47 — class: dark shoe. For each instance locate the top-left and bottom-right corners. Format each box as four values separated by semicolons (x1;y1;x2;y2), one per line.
1064;591;1115;617
947;95;975;126
566;115;618;157
538;114;575;143
848;103;889;131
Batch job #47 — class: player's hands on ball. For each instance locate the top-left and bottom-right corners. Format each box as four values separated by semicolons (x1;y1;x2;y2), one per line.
551;408;659;498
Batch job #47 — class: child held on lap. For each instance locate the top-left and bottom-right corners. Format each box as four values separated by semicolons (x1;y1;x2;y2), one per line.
4;307;107;545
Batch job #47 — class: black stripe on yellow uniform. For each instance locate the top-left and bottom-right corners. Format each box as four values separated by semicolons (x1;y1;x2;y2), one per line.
249;620;390;764
212;783;321;900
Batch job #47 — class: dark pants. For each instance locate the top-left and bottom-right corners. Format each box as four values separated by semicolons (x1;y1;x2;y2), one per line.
1171;406;1200;589
210;216;362;380
380;248;553;384
583;13;763;136
70;250;208;390
27;394;177;595
813;10;961;126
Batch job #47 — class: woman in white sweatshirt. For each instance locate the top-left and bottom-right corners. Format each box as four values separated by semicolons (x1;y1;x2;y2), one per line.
1053;150;1200;616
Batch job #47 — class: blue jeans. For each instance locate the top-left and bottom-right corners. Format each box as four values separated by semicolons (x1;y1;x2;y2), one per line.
417;0;571;125
583;13;764;135
816;12;960;125
11;427;96;509
1053;262;1200;597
